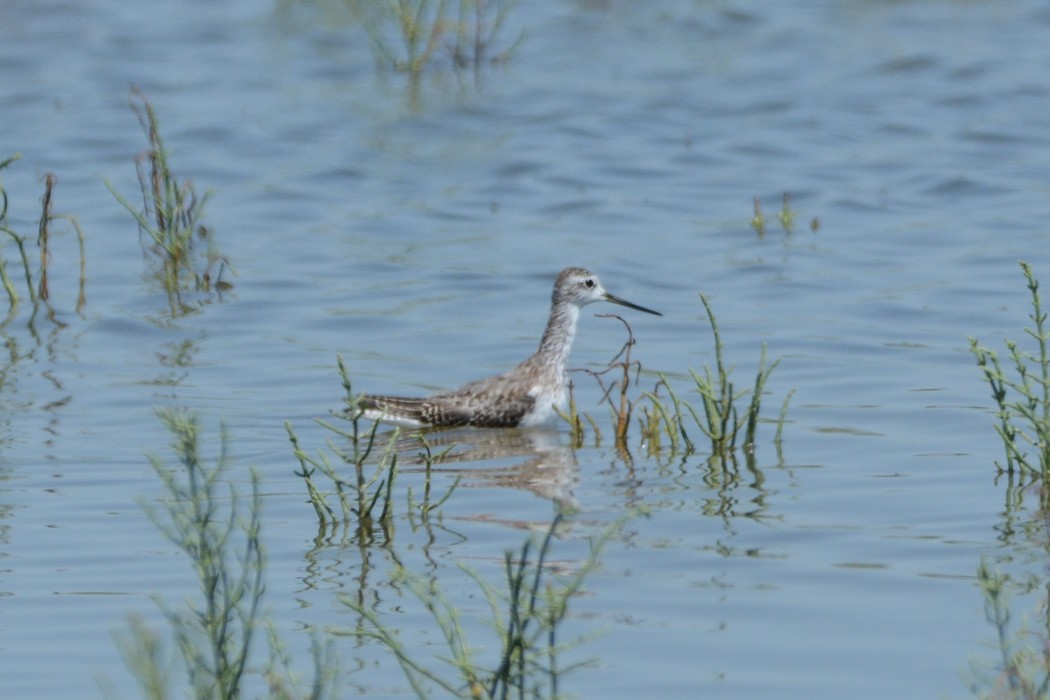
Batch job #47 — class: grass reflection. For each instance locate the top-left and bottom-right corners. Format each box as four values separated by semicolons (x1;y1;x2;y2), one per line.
970;549;1050;699
341;512;617;700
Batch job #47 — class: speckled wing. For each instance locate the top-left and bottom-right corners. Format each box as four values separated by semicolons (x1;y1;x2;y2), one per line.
463;395;535;427
424;373;539;427
358;387;536;428
427;391;536;428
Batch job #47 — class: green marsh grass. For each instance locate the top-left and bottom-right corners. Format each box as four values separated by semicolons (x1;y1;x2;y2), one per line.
970;261;1050;482
287;357;458;542
750;192;819;238
641;293;788;463
351;0;519;76
119;409;338;700
778;192;795;233
750;196;766;237
0;154;35;309
106;88;231;316
593;314;645;449
0;155;86;324
556;380;602;449
447;0;519;72
560;294;790;463
558;314;649;455
404;434;461;518
343;512;617;699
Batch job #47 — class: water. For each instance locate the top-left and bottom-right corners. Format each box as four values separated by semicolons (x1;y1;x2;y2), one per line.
2;0;1049;697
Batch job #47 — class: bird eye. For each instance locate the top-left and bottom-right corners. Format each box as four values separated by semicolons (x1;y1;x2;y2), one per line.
584;279;595;288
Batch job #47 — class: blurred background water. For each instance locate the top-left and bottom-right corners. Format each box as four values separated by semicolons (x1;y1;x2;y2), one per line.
2;0;1050;697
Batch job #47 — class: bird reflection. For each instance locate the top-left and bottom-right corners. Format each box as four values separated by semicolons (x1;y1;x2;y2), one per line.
388;427;578;511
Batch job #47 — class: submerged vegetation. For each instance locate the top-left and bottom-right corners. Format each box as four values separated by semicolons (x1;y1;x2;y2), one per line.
750;192;819;237
967;263;1050;699
287;356;459;542
343;512;615;700
4;5;1047;698
0;154;86;325
124;408;608;699
119;409;339;700
968;560;1050;700
106;88;232;317
648;294;792;462
100;257;1050;699
970;261;1050;484
348;0;520;76
561;293;791;466
276;0;520;85
556;313;648;451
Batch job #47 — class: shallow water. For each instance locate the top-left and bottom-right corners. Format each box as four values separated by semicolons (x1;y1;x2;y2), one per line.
2;0;1050;697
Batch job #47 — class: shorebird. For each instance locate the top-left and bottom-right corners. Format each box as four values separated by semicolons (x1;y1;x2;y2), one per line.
358;267;662;428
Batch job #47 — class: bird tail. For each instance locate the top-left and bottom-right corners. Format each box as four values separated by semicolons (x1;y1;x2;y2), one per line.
356;395;427;426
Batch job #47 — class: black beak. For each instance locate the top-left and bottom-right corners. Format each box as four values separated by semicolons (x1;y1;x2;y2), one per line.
603;292;662;316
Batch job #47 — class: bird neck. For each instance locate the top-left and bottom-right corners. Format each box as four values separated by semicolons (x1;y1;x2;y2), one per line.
535;301;580;372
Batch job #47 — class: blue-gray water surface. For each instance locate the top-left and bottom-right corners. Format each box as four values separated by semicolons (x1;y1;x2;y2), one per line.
2;1;1049;697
